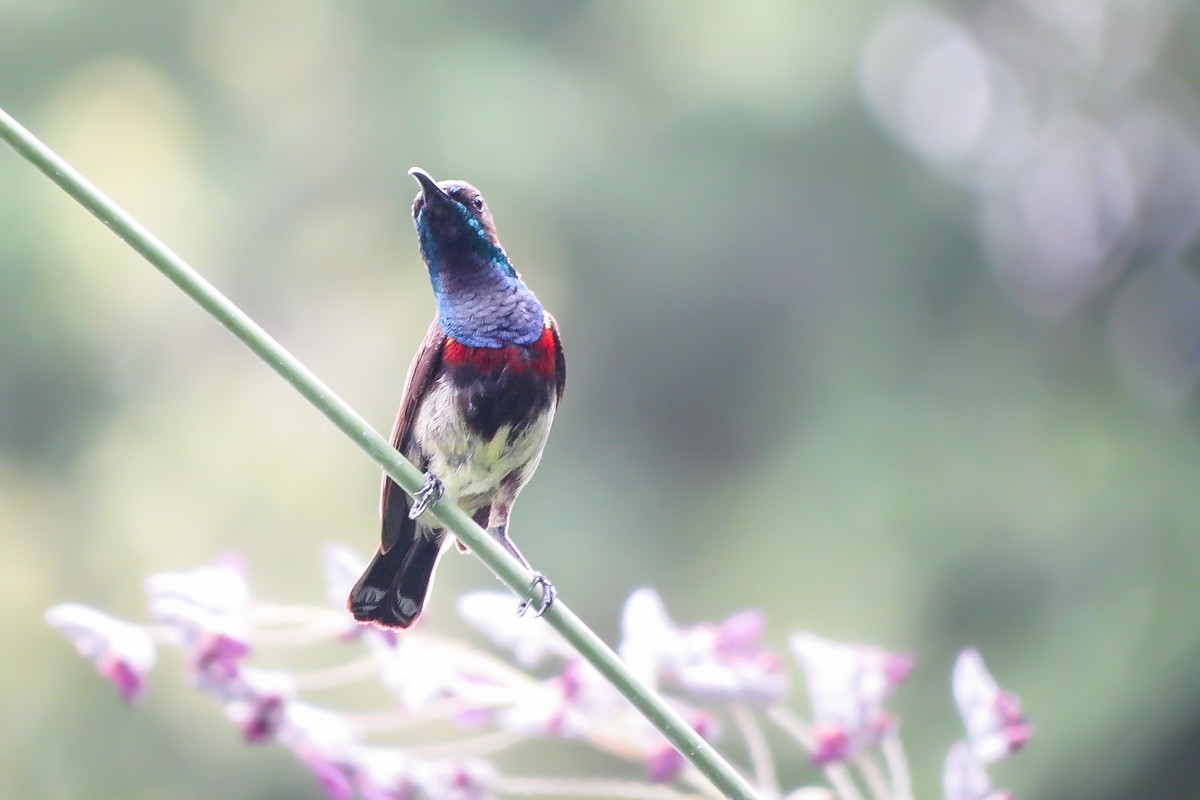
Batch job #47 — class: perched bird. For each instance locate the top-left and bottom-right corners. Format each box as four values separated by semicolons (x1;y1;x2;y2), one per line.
348;168;565;630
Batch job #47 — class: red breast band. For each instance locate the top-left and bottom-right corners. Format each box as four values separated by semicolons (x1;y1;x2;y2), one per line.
443;326;556;378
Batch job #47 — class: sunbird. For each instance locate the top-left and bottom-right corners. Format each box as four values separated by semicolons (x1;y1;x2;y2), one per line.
348;168;565;629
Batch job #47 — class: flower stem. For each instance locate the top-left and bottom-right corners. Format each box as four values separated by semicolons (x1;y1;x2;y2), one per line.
855;754;891;800
288;654;384;690
730;706;778;798
0;105;761;800
404;728;524;759
881;734;913;800
344;698;502;733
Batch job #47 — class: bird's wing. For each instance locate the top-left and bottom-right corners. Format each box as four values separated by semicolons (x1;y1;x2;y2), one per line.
545;311;566;404
379;317;447;553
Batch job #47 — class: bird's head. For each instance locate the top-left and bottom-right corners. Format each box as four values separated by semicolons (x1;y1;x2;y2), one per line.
408;167;515;279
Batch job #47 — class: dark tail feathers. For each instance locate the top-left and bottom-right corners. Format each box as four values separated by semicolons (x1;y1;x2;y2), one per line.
347;534;443;629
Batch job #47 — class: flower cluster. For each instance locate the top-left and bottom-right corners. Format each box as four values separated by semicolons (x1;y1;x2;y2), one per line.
47;547;1032;800
790;633;913;765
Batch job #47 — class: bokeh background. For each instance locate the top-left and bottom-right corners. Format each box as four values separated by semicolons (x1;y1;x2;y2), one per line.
3;1;1200;798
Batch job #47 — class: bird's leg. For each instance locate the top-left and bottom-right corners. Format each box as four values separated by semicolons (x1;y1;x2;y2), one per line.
517;573;557;618
488;511;556;617
407;471;444;520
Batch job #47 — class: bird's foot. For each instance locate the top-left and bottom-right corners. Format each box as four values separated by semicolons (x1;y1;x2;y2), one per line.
516;573;557;618
407;472;444;520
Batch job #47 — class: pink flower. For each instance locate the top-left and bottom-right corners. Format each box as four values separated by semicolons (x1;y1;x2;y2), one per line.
148;595;250;689
192;631;250;682
809;722;853;765
223;670;295;743
144;559;257;691
789;632;913;764
230;694;286;744
619;588;787;704
952;649;1030;763
45;604;157;702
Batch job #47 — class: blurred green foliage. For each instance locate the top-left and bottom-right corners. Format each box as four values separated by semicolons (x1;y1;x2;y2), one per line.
3;2;1199;798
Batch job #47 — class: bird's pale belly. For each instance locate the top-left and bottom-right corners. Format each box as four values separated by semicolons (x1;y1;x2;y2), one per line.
411;375;555;514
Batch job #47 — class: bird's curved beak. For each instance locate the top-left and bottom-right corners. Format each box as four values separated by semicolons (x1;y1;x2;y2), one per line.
409;167;451;208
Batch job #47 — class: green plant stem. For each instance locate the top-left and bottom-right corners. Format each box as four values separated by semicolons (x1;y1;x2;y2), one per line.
0;106;761;800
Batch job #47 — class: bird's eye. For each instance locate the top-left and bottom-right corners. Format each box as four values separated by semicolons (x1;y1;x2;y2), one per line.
471;196;485;210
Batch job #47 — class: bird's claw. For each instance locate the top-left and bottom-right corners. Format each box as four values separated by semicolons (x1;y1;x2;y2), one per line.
516;573;557;618
407;472;444;520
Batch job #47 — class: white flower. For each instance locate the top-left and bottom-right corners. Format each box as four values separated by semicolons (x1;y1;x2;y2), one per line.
789;632;913;763
457;590;573;667
144;559;250;614
45;603;157;702
619;588;787;704
952;649;1030;763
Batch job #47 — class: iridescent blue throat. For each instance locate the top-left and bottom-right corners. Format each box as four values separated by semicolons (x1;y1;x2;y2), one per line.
418;214;544;349
433;267;544;348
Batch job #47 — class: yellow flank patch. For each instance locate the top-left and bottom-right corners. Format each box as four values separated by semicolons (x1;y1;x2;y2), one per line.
477;425;512;466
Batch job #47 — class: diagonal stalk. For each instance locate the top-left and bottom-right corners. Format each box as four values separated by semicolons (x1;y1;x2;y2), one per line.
729;707;778;798
0;105;761;800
